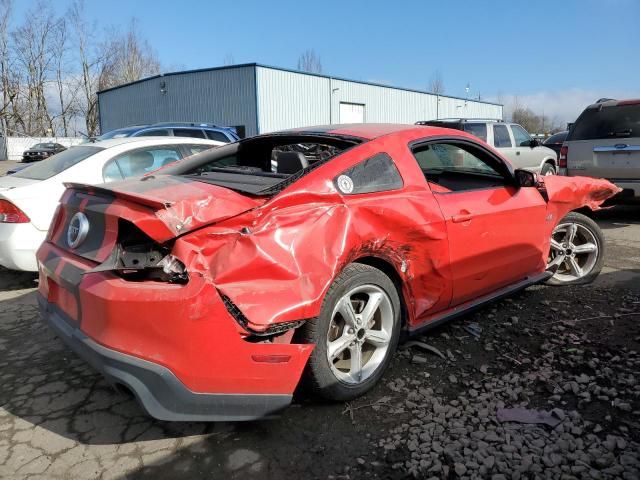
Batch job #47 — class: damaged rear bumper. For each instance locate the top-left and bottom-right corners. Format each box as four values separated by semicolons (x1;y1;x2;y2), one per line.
39;296;293;422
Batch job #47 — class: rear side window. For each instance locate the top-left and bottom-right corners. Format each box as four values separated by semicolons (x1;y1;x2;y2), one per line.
205;130;230;142
463;123;488;142
186;144;216;156
493;124;513;148
173;128;206;139
569;104;640;140
334;153;403;195
13;146;103;180
103;147;183;182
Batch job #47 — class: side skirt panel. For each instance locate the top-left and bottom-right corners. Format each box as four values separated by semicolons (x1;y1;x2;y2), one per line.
407;271;552;338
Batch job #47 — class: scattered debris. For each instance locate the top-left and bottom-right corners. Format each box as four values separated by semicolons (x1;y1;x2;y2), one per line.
464;322;482;339
402;341;446;360
496;407;565;427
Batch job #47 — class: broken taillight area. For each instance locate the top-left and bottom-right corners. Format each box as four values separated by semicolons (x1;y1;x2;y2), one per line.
91;220;189;284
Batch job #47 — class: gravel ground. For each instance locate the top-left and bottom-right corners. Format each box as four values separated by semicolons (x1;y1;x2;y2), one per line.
0;159;639;479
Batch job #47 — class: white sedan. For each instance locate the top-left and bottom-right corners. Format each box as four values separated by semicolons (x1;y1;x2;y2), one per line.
0;136;222;271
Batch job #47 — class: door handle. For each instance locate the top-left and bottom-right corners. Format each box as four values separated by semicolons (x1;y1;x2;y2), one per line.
516;151;521;155
451;212;473;223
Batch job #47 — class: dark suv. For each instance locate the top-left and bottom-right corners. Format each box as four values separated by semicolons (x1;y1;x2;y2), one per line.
97;122;240;143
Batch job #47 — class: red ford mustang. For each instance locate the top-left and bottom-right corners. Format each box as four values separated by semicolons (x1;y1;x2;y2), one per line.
37;124;618;421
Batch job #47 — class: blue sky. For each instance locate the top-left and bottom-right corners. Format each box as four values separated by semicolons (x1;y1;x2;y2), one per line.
13;0;640;122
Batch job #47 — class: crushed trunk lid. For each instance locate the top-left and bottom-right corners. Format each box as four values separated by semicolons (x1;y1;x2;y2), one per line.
64;175;265;242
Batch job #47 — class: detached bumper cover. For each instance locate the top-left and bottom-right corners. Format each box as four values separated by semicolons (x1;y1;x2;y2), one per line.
39;296;292;422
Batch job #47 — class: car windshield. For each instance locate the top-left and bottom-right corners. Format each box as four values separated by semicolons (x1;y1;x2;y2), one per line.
32;143;55;149
569;104;640;140
97;128;140;140
13;146;103;180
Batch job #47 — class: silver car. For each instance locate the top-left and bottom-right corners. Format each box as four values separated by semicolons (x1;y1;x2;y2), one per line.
560;98;640;201
416;119;558;175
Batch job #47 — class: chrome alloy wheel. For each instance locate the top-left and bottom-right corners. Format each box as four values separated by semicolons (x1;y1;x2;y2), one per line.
548;221;599;283
326;284;394;385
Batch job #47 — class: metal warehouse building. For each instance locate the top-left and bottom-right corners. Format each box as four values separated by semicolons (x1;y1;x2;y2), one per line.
97;63;503;138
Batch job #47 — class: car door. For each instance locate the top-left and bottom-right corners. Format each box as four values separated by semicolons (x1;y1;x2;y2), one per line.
411;139;548;305
510;124;540;169
492;124;520;167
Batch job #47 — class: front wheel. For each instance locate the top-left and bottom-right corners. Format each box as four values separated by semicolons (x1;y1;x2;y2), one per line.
541;162;556;176
299;263;401;401
546;212;604;285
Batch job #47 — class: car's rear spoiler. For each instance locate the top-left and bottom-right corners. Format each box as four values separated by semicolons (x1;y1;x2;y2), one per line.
64;182;173;210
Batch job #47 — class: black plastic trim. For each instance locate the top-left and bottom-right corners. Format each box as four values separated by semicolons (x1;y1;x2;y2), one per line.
407;271;552;338
39;295;292;422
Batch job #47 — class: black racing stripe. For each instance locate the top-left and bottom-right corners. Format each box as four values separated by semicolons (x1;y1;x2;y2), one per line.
69;198;110;258
57;192;115;261
59;261;85;323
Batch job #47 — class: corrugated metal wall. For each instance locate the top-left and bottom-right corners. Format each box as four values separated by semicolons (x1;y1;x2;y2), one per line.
98;64;503;137
255;67;330;133
256;67;502;133
98;66;259;136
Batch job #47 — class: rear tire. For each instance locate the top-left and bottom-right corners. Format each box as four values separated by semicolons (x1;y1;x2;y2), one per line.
299;263;401;401
546;212;604;286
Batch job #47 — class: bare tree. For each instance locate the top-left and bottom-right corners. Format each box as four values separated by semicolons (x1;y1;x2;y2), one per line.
428;70;445;95
70;0;106;135
51;16;77;136
297;49;322;74
11;0;65;136
2;2;161;137
0;0;16;135
100;20;160;88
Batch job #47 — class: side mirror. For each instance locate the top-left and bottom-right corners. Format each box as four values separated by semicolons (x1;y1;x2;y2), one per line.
515;169;538;188
529;138;539;148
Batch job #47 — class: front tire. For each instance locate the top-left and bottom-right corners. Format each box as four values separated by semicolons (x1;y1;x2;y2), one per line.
299;263;401;401
546;212;604;285
541;162;556;176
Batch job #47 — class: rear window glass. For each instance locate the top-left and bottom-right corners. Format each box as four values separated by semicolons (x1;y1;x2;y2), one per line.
463;123;487;142
13;146;102;180
334;153;403;195
570;104;640;140
174;128;206;139
205;130;230;142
